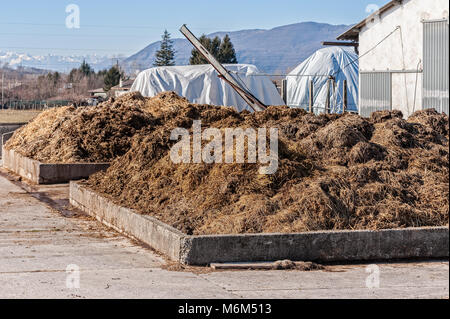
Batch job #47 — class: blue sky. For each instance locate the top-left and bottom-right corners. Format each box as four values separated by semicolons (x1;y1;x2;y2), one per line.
0;0;387;58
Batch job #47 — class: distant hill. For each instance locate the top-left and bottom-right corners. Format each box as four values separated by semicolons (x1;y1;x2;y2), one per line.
123;22;351;74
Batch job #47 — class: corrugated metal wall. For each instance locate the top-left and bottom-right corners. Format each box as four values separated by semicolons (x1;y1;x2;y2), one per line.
423;19;449;115
359;72;392;117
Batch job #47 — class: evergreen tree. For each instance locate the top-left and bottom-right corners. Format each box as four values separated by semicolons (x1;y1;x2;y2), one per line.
47;72;61;87
68;68;78;83
79;60;94;76
210;36;222;59
97;69;108;77
219;35;238;64
103;65;122;91
154;30;176;67
68;60;94;82
189;35;211;65
189;34;238;65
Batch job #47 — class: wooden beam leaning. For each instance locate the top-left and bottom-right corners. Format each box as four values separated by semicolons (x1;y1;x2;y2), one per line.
180;24;267;112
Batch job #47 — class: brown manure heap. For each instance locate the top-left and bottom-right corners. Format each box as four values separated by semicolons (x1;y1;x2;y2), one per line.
85;97;449;235
4;92;189;163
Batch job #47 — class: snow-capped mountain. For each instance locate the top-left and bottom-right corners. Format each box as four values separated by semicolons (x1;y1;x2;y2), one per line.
0;51;121;73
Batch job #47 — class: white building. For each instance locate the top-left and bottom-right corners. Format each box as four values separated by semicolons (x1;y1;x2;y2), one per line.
338;0;449;117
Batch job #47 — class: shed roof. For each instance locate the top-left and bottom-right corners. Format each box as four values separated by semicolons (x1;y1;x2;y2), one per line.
337;0;402;41
111;79;135;90
88;88;106;93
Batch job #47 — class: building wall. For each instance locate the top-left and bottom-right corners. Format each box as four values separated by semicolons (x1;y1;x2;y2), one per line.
358;0;449;117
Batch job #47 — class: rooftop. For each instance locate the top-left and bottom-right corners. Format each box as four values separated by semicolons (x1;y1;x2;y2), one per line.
337;0;402;41
111;79;135;90
88;88;106;94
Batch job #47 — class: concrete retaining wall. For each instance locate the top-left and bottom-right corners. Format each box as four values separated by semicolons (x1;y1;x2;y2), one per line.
181;228;449;265
70;181;450;265
0;123;26;158
2;131;15;147
70;181;184;260
2;147;110;184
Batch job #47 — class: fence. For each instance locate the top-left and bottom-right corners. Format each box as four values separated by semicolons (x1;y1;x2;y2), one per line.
1;100;73;110
231;69;358;115
283;78;358;115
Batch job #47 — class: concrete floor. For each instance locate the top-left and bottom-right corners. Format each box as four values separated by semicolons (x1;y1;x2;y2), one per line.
0;169;448;299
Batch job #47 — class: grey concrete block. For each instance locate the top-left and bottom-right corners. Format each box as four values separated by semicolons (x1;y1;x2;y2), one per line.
180;228;449;265
2;147;110;184
69;181;450;266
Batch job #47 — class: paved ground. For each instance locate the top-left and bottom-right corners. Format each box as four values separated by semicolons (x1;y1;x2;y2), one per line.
0;169;448;299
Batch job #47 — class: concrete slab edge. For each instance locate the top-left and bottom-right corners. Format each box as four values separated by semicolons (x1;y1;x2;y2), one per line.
69;181;185;261
69;182;449;266
2;146;109;184
181;227;449;265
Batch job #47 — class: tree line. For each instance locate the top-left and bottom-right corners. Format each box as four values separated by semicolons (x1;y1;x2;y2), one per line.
1;61;124;104
153;30;238;67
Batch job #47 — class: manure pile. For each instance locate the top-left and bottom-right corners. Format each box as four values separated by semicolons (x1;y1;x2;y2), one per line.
86;101;450;235
4;92;189;163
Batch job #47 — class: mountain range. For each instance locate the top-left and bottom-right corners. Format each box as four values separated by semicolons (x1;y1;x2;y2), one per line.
123;22;351;74
1;22;351;75
0;52;121;73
